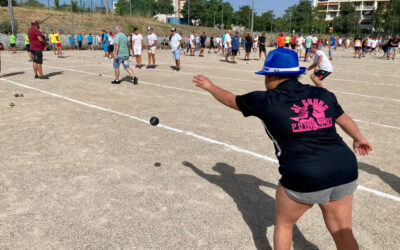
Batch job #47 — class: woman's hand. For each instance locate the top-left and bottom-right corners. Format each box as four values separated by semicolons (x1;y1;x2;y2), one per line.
193;75;214;91
353;137;373;156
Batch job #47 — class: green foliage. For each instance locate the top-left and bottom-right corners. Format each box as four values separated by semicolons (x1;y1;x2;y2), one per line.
373;0;400;35
156;0;174;15
0;0;16;6
20;0;45;8
332;2;361;35
180;0;234;27
127;24;139;32
0;20;18;34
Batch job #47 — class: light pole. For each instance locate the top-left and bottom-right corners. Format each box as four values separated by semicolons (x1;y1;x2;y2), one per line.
188;0;190;34
222;5;224;28
289;13;292;34
129;0;132;23
7;0;15;35
71;0;74;35
251;0;254;35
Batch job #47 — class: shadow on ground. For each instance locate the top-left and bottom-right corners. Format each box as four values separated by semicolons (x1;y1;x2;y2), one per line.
1;71;25;77
182;161;319;250
45;71;64;78
358;162;400;194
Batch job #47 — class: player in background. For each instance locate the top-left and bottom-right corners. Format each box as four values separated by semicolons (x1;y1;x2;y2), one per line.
132;28;144;68
306;44;334;88
146;27;157;68
296;34;305;59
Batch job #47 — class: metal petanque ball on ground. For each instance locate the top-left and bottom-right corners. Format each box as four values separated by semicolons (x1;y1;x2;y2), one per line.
150;117;159;126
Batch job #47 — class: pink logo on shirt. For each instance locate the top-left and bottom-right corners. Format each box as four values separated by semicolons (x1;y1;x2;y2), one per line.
290;99;333;133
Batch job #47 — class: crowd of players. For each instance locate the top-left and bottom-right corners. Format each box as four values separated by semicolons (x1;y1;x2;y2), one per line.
13;19;399;87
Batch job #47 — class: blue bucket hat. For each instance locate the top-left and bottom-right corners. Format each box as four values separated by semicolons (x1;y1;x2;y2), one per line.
255;48;306;76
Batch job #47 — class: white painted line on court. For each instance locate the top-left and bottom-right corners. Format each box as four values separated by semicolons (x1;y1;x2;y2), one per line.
5;60;400;130
353;119;400;130
331;90;400;102
2;77;399;203
357;185;400;202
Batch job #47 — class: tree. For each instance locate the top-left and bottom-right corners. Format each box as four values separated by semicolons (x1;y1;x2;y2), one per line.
180;0;206;24
332;2;361;35
373;0;400;35
0;0;16;6
234;5;252;28
155;0;174;15
254;11;274;32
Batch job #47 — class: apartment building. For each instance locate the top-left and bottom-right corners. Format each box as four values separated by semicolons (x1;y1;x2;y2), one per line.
154;0;186;24
313;0;391;29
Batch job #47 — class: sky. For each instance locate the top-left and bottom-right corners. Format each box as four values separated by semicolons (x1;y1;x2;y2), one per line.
227;0;299;17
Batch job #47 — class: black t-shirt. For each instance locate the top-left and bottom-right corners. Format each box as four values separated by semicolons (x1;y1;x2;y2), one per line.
200;35;206;45
235;79;357;192
210;36;214;43
258;36;266;47
245;35;253;47
392;38;399;46
386;39;393;48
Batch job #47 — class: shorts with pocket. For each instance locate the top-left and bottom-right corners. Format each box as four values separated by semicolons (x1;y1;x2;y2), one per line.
172;49;181;60
26;44;30;52
57;43;61;48
31;50;43;64
245;46;252;53
282;179;358;204
231;49;238;56
148;46;156;54
134;46;142;55
306;48;311;53
113;56;130;69
314;70;331;81
259;46;266;52
51;43;57;48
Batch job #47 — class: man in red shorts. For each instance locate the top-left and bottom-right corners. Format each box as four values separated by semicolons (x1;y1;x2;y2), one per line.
28;20;49;79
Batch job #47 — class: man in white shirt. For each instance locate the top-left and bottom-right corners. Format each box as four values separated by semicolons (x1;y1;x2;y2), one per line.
370;38;378;55
170;28;183;71
215;35;221;54
132;28;143;68
224;30;232;62
146;27;157;68
296;34;305;59
306;44;334;88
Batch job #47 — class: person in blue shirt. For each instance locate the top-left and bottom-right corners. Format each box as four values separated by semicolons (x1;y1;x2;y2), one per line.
230;31;240;63
69;35;75;50
329;34;336;60
77;33;83;50
87;33;93;50
102;30;109;57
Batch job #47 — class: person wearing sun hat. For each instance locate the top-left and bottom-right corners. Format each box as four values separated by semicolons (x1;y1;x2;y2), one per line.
192;48;372;250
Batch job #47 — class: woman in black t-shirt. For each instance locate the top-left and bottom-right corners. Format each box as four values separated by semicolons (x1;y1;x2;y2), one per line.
192;48;372;250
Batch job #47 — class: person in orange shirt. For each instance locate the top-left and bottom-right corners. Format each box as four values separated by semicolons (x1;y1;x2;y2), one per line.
277;32;285;48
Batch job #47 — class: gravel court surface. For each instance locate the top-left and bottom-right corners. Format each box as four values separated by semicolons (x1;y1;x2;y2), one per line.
1;48;399;249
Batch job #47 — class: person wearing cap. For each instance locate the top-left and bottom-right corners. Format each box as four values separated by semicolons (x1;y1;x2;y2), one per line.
146;27;157;68
244;32;253;61
192;48;371;250
111;26;138;85
170;27;183;71
290;34;297;51
277;32;285;48
28;20;49;79
230;31;240;63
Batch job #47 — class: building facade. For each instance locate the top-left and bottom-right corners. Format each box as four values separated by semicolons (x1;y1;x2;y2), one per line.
313;0;390;29
155;0;186;24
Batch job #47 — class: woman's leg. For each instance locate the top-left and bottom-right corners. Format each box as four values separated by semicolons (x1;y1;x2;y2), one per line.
274;185;313;250
319;194;359;250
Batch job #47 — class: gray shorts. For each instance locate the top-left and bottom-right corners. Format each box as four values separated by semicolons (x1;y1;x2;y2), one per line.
283;179;358;204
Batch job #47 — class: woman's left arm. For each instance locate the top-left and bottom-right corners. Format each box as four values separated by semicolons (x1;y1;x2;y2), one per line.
193;75;239;111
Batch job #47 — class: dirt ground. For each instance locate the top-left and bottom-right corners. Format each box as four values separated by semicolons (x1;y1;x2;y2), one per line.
0;46;399;249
